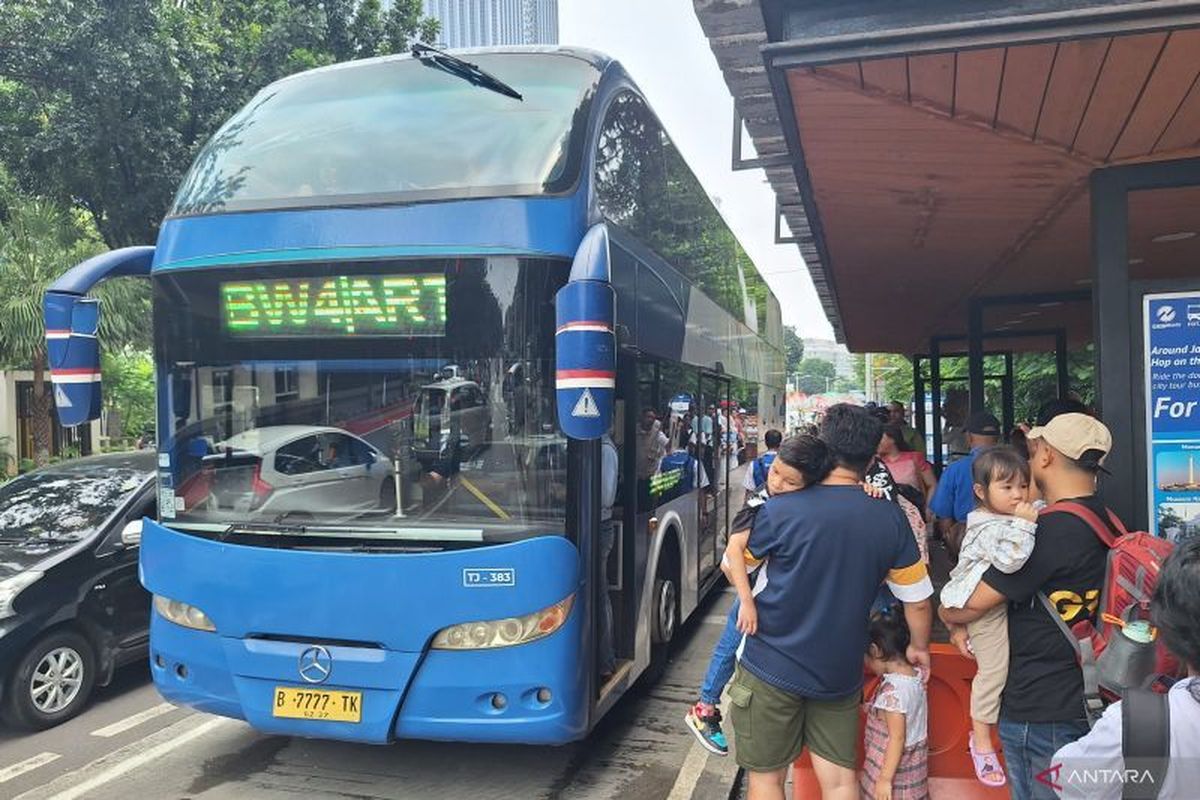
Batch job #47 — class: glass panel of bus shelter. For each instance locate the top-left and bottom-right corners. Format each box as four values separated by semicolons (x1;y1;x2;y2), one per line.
1128;185;1200;538
154;257;569;544
170;53;600;216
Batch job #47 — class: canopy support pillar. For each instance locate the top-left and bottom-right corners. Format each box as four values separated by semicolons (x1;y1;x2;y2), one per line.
913;355;927;448
968;299;986;414
930;339;943;474
1055;329;1070;401
1002;352;1015;438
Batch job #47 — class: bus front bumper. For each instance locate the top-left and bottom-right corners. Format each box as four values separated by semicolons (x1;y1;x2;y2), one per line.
141;519;589;745
150;611;587;745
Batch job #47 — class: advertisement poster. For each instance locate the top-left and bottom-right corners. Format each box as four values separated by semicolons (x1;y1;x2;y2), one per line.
1145;292;1200;541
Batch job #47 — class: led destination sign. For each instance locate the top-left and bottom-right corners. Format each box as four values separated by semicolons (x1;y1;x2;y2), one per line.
221;274;446;337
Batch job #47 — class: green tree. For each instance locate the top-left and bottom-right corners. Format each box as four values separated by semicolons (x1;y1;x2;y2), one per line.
1158;506;1183;534
0;0;437;248
102;349;156;442
796;358;837;395
783;326;804;377
1012;348;1095;422
0;178;149;463
350;0;386;57
855;353;914;403
858;349;1096;424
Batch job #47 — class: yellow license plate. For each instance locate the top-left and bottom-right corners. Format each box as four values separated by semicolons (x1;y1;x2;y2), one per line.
272;686;362;723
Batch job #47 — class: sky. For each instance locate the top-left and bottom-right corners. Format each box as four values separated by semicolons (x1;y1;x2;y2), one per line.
557;0;835;339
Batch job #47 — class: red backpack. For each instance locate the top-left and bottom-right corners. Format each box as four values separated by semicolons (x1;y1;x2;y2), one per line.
1038;502;1181;720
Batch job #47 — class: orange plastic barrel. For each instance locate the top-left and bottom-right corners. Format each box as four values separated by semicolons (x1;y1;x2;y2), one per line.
791;644;1009;798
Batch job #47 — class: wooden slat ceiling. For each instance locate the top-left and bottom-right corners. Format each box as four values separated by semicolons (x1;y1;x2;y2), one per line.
788;29;1200;353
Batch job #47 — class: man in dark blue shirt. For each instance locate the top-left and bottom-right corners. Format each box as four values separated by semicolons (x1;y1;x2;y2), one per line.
930;410;1001;557
726;404;933;800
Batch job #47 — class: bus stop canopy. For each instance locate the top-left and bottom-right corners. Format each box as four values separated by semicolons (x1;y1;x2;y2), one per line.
696;0;1200;353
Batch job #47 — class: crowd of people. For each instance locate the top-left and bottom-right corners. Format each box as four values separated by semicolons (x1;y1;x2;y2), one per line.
673;399;1199;800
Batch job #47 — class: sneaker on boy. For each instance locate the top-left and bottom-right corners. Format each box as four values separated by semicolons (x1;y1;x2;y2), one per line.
685;701;728;755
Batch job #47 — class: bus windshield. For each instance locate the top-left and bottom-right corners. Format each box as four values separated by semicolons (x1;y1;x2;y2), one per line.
155;257;568;543
169;52;600;216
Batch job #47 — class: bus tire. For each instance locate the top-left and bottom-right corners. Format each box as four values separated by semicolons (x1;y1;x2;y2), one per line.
643;542;679;685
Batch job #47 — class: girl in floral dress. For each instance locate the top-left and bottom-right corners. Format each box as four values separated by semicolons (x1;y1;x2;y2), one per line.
861;608;929;800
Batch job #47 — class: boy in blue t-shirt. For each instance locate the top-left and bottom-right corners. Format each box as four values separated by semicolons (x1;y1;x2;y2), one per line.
743;428;783;502
683;434;828;756
658;430;708;495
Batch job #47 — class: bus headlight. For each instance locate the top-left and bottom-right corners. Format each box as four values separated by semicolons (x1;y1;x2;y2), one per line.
431;594;574;650
153;595;217;632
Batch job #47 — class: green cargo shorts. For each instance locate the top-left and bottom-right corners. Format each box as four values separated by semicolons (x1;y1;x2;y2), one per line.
727;665;861;772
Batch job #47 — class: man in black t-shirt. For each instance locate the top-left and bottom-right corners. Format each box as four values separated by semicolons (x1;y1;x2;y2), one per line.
938;413;1114;800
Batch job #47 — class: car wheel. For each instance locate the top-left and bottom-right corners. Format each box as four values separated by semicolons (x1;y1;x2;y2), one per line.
3;630;97;731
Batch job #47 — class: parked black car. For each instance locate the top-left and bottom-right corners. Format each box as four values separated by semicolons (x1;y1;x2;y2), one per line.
0;452;156;730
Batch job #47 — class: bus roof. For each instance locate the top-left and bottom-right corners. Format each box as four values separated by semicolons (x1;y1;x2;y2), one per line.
167;49;606;220
262;46;614;87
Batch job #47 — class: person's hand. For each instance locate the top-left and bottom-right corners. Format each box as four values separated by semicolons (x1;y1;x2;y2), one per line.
1014;501;1039;523
907;645;931;681
861;481;885;499
874;777;893;800
948;624;974;661
736;600;758;636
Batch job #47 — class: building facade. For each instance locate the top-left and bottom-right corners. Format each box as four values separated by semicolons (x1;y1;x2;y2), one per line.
802;338;855;379
0;371;102;471
421;0;558;48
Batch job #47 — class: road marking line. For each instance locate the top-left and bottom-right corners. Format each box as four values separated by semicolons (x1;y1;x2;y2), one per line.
0;753;60;784
90;702;177;737
666;737;710;800
15;714;230;800
702;615;729;625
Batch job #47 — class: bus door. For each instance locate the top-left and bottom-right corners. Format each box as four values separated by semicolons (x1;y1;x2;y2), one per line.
698;373;730;582
595;356;642;694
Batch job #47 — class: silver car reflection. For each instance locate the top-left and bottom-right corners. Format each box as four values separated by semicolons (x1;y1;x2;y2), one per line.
212;425;396;515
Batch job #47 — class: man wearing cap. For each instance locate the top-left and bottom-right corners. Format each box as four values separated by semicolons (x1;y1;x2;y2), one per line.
938;413;1116;800
929;411;1001;557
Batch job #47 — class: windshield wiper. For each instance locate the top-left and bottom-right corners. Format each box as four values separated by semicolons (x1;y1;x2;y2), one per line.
223;521;309;539
411;42;523;101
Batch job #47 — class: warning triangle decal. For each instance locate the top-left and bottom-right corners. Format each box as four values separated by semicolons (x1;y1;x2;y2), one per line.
571;388;600;418
54;385;73;409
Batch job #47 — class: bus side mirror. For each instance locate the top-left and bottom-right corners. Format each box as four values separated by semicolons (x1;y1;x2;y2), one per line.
43;293;103;427
43;246;153;429
555;225;615;441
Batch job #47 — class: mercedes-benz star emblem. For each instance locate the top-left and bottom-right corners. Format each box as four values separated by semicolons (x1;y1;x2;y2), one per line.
298;645;332;684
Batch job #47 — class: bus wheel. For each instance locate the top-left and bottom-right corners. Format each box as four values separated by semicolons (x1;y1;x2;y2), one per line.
652;576;678;645
643;555;678;685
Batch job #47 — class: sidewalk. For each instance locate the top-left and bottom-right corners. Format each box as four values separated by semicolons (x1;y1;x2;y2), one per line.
662;588;744;800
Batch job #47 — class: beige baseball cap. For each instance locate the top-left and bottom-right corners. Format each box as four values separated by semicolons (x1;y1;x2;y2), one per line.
1027;413;1112;467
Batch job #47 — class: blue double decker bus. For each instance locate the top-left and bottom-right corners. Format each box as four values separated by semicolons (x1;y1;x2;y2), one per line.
44;47;784;744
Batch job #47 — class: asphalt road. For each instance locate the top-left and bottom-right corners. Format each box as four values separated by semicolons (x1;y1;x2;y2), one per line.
0;590;740;800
